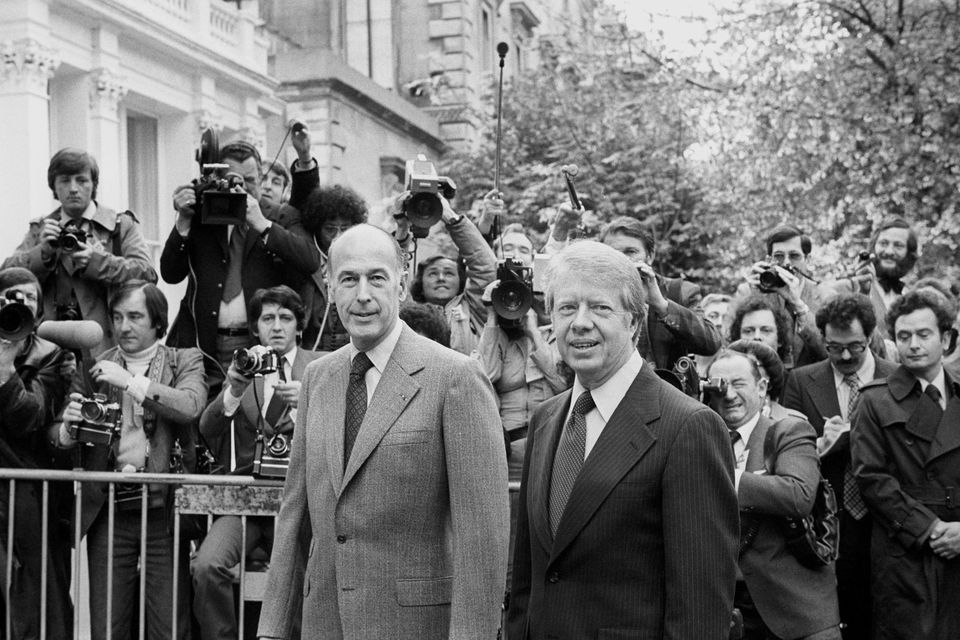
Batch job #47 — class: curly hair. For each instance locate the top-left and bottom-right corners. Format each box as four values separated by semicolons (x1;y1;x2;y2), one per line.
815;293;877;337
301;185;369;247
399;302;451;347
728;294;792;362
887;290;955;339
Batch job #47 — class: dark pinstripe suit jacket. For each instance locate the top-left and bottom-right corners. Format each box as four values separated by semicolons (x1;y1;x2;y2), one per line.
507;363;739;640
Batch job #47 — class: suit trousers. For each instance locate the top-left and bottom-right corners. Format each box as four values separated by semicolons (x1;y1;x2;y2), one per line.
86;506;190;640
192;515;271;640
736;581;843;640
837;509;872;640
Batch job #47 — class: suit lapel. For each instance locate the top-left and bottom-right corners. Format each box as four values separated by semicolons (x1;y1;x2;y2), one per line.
322;350;351;495
549;367;659;562
888;367;937;443
240;376;264;428
340;329;423;491
807;361;842;421
744;415;774;473
528;392;571;556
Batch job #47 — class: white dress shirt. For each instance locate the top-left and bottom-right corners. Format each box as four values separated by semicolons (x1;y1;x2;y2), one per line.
832;349;876;421
918;367;948;411
567;350;644;460
350;319;405;405
731;412;761;491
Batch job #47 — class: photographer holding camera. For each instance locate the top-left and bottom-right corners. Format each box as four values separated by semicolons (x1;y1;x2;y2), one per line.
55;281;207;640
194;285;320;640
161;131;320;396
705;349;840;640
732;225;830;368
3;148;157;356
399;181;498;355
0;267;75;640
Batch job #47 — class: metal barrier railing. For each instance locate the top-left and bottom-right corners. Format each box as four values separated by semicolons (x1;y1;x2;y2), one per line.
0;468;522;640
0;468;282;640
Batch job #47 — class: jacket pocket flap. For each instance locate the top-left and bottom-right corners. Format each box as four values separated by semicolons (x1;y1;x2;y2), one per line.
396;576;452;606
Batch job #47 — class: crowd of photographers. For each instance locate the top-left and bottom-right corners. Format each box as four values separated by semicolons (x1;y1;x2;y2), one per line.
0;131;958;640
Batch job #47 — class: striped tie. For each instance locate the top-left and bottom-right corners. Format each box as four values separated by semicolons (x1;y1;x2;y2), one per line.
549;391;595;536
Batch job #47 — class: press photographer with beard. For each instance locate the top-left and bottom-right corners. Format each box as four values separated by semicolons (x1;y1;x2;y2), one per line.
56;281;206;640
3;148;156;356
831;216;919;339
0;267;75;640
194;285;321;640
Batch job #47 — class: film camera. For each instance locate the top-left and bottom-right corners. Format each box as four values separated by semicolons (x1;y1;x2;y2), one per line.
492;258;534;330
69;393;122;446
701;377;730;399
655;356;729;403
0;289;35;342
49;219;86;252
401;155;457;238
192;128;247;225
757;263;799;293
253;432;290;479
233;345;281;379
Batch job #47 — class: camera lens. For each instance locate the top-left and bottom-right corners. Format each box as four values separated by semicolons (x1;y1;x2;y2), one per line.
61;234;79;252
233;349;259;376
80;401;105;423
268;434;290;456
758;269;785;291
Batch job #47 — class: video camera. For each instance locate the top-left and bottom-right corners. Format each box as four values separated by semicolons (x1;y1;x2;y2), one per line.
0;290;35;341
655;356;729;403
492;259;534;330
48;219;86;252
192;128;247;225
253;432;290;479
69;393;122;446
232;345;281;379
401;155;456;238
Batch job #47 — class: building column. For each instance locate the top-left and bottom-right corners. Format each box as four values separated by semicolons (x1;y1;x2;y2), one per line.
0;36;59;257
88;67;128;206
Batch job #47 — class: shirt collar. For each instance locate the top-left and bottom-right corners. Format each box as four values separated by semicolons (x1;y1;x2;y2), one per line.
734;411;762;443
59;200;96;225
832;349;876;389
350;318;404;374
918;366;947;400
282;346;298;370
570;350;644;423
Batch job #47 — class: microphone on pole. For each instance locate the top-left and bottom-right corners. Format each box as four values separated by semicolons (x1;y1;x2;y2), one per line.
493;42;510;243
36;320;104;351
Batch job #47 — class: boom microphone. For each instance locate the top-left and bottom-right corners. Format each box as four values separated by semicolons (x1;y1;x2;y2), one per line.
36;320;104;351
560;164;579;177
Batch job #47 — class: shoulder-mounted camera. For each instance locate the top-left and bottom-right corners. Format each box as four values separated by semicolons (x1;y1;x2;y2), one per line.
402;155;456;238
192;128;247;225
0;289;35;342
69;392;122;446
492;258;534;330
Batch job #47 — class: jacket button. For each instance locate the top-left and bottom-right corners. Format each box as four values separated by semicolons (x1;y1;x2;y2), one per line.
336;534;347;543
216;283;222;289
548;571;559;583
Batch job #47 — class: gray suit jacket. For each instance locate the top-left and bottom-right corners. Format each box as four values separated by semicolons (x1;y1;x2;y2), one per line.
258;324;510;640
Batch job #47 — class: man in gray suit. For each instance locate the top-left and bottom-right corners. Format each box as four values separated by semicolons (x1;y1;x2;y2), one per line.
508;241;738;639
258;223;510;640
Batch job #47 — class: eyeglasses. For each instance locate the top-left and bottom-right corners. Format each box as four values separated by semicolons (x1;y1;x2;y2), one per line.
824;341;867;356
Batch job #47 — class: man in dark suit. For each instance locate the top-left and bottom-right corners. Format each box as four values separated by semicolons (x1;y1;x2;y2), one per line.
709;349;841;640
851;290;960;640
599;216;722;370
193;285;321;640
508;240;738;639
161;135;319;395
258;224;509;640
783;293;897;640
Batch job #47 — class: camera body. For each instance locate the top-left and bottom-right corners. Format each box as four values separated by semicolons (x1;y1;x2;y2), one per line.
701;377;730;399
70;393;122;446
233;345;280;378
50;220;86;252
492;258;534;330
192;128;247;225
253;432;290;479
0;290;35;341
402;155;456;238
758;264;798;292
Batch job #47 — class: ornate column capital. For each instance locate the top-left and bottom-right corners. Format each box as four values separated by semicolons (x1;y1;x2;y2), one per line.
89;68;128;114
0;38;60;94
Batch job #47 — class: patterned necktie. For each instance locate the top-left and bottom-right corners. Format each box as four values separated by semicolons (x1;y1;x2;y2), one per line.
343;352;374;468
222;224;247;302
842;373;868;520
549;391;595;536
729;429;741;456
